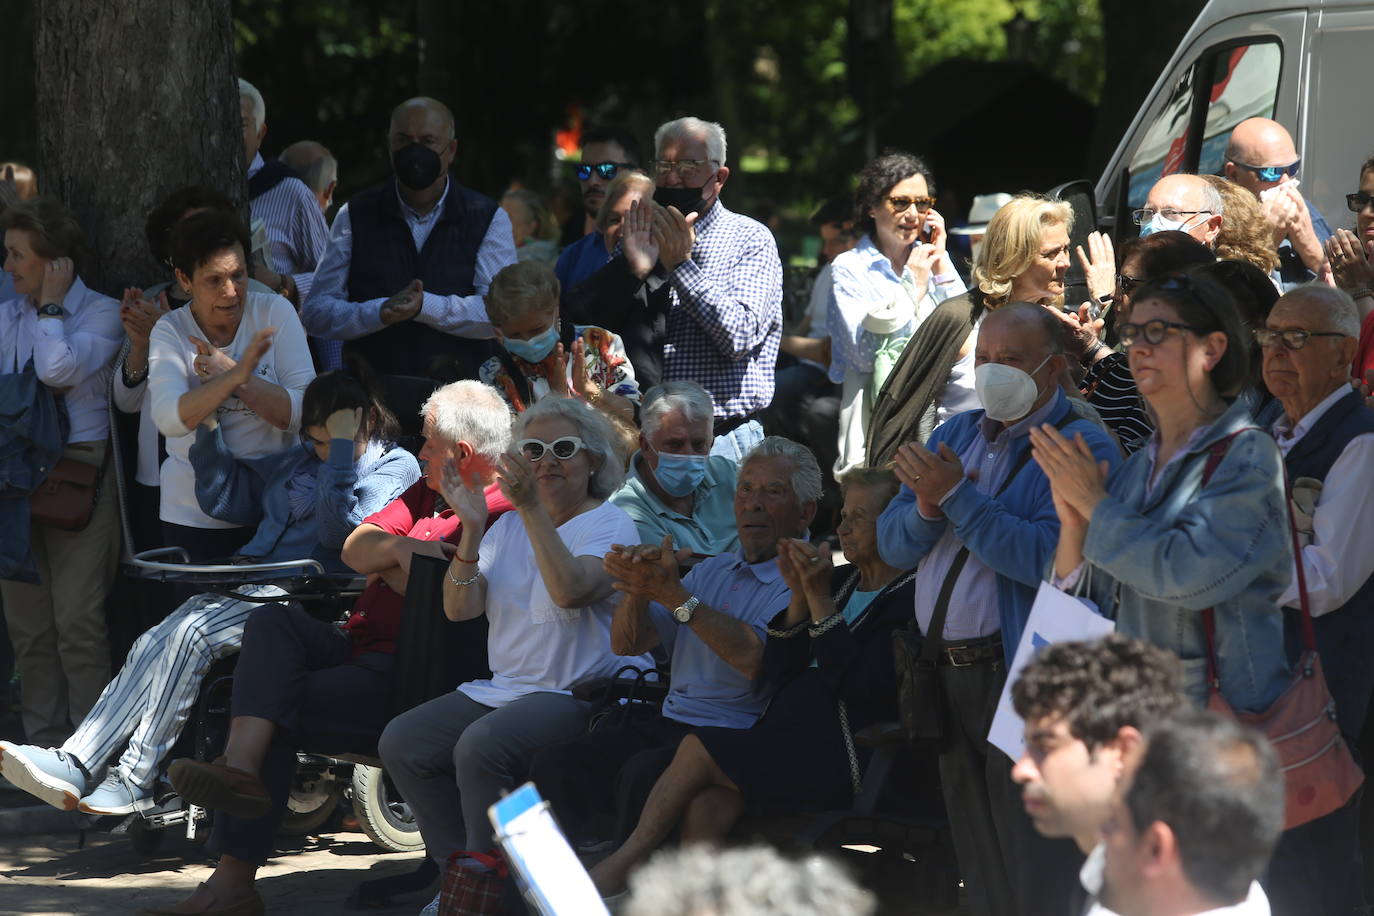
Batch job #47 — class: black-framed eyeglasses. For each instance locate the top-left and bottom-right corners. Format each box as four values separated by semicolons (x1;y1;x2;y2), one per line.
518;436;587;462
1130;207;1213;226
576;161;636;182
1346;192;1374;213
649;159;718;178
885;195;936;214
1252;327;1348;350
1231;158;1301;183
1118;319;1201;348
1117;273;1145;294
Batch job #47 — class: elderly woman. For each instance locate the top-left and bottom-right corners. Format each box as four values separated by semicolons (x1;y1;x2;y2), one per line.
148;208;316;562
0;198;123;747
590;468;914;895
1201;175;1282;278
0;371;418;817
827;152;966;473
374;397;647;882
867;194;1072;467
501;188;560;266
1031;271;1290;716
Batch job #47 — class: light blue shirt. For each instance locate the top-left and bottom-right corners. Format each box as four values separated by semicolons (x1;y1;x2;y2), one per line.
645;550;791;728
611;452;740;556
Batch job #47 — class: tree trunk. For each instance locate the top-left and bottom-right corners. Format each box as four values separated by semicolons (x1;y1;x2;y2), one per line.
0;0;37;167
34;0;243;296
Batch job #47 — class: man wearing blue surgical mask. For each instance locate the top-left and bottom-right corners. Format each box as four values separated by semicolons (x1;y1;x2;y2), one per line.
1136;175;1224;247
611;381;740;563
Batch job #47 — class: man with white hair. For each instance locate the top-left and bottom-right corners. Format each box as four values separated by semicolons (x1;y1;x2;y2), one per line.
278;140;338;217
302;96;517;388
1139;174;1224;247
238;78;329;305
611;381;740;559
1256;284;1372;914
1224;117;1333;289
619;116;783;461
528;436;815;853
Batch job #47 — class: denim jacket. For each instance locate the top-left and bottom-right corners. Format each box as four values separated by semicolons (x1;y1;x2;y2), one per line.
1080;397;1291;712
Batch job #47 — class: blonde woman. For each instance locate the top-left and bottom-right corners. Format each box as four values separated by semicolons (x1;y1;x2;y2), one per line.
867;194;1073;466
1201;175;1282;277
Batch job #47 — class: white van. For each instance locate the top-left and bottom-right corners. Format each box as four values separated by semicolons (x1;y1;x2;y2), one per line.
1083;0;1373;243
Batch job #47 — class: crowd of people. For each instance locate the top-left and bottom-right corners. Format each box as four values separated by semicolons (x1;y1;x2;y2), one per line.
0;74;1372;916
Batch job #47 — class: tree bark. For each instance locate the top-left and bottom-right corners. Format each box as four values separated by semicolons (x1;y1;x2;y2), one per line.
34;0;244;296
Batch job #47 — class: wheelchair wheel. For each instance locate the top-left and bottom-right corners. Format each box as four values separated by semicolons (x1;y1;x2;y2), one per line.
280;782;342;837
351;764;424;854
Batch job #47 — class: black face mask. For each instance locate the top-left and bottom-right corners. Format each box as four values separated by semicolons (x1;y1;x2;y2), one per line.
654;184;708;217
393;142;443;191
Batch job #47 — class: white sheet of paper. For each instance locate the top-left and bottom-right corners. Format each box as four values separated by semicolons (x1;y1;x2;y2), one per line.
490;783;609;916
988;581;1115;761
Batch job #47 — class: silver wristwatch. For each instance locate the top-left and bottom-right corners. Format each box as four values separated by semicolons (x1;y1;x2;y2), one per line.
672;595;700;624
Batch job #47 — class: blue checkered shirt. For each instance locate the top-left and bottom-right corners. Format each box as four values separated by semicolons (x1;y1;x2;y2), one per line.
663;201;782;419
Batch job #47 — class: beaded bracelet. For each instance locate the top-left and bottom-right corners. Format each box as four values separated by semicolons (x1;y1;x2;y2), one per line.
447;568;482;588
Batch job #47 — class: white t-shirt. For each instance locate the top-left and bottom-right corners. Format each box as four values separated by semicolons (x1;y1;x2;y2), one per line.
148;291;315;527
459;500;651;707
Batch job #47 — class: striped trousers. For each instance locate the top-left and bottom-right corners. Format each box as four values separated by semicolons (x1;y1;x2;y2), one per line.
60;584;286;789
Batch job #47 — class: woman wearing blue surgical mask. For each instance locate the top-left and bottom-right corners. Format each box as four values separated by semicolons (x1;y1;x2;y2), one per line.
478;261;640;455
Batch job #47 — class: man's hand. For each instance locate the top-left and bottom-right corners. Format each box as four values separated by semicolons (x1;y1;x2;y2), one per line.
1075;231;1117;303
440;460;491;532
604;536;683;606
623;198;660;280
892;441;966;510
1260;185;1300;247
39;257;76;306
380;280;424;325
652;205;697;271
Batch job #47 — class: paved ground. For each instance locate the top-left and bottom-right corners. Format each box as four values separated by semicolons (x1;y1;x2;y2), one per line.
0;825;431;915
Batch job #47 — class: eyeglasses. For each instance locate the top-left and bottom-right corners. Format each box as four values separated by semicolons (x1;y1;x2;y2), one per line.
1117;273;1145;294
649;159;718;178
1130;207;1212;226
518;436;587;462
885;196;936;214
576;161;635;182
1118;319;1201;347
1231;159;1301;183
1252;327;1348;350
1346;192;1374;213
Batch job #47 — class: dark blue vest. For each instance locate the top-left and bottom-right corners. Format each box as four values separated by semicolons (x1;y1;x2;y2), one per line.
1281;389;1374;738
345;178;499;381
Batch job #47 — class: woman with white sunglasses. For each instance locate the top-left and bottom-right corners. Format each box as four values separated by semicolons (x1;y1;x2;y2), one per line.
377;396;650;886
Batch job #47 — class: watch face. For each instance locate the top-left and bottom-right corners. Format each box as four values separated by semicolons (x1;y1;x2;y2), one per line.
673;606;691;623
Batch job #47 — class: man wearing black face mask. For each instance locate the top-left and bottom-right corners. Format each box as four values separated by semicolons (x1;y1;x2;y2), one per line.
561;117;782;462
302;96;517;390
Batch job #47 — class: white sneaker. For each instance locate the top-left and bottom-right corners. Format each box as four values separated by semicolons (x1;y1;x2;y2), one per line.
419;892;441;916
78;766;154;815
0;741;88;810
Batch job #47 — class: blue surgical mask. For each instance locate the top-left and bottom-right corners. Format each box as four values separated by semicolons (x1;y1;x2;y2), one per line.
502;323;559;363
653;451;709;497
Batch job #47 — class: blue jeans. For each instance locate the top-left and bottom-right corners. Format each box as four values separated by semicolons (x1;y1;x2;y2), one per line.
709;419;765;462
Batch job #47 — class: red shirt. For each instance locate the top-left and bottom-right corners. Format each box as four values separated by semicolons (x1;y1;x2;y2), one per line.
344;478;513;655
1355;308;1374;385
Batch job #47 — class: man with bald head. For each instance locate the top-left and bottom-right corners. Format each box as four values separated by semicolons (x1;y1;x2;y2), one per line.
1225;117;1332;289
303;96;517;386
278;141;338;217
1140;174;1223;247
878;302;1121;915
1255;284;1371;914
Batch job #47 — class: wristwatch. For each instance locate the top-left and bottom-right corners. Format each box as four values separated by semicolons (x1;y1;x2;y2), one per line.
37;302;64;319
672;595;700;624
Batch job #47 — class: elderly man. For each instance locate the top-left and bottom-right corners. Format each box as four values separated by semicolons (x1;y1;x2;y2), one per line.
238;79;328;305
149;381;516;916
879;302;1120;916
302;96;517;386
1257;284;1372;915
1224;117;1333;289
278;140;338;217
1095;712;1283;916
1138;174;1223;247
529;436;815;851
611;381;740;559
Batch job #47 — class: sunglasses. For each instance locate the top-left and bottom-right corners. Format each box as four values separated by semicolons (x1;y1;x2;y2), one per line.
885;195;936;214
1117;273;1145;294
1118;319;1201;348
518;436;587;462
576;161;635;182
1252;327;1347;350
1232;159;1300;183
1346;192;1374;213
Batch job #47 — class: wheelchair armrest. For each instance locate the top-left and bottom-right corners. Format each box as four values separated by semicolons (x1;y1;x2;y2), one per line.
128;548;326;578
855;721;906;749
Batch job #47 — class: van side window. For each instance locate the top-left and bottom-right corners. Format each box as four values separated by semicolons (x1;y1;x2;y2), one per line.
1127;67;1195;210
1196;43;1282;177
